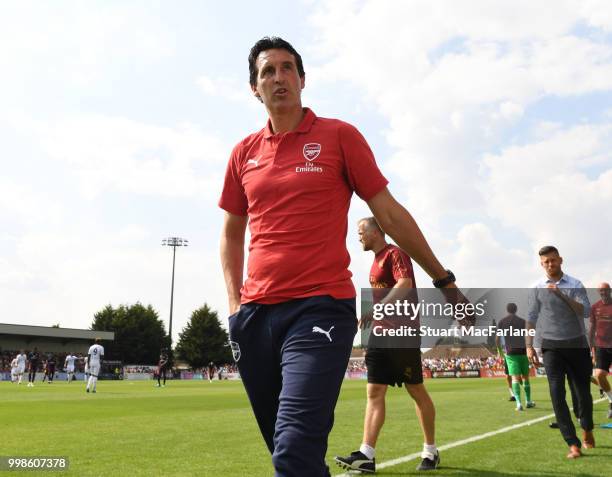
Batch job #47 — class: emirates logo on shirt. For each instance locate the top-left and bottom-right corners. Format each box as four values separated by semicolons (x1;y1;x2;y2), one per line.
297;143;323;173
303;143;321;161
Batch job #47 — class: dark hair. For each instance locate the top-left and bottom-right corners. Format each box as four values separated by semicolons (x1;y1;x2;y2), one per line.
359;216;385;236
538;245;559;256
506;303;517;314
248;36;305;87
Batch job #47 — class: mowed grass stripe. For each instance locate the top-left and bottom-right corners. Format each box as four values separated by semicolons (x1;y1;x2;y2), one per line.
331;381;611;476
1;379;610;476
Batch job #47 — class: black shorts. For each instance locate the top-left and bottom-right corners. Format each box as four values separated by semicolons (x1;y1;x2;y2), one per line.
595;347;612;372
365;347;423;386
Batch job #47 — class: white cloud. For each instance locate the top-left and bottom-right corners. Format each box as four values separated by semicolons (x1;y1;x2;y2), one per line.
308;1;612;173
307;0;612;284
450;223;533;287
7;113;228;200
580;0;612;32
0;106;232;335
0;1;174;97
498;101;524;121
196;75;255;104
481;124;612;278
0;179;63;228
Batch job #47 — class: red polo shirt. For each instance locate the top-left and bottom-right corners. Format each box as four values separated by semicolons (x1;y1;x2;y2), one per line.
590;299;612;348
219;108;388;304
368;244;419;335
369;243;417;318
369;244;416;289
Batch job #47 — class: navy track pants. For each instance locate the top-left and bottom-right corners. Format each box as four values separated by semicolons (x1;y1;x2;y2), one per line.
228;295;357;477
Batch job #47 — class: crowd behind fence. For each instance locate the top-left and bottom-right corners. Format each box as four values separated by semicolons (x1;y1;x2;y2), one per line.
3;348;506;375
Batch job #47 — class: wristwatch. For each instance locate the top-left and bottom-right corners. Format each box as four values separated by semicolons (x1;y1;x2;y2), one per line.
433;270;456;288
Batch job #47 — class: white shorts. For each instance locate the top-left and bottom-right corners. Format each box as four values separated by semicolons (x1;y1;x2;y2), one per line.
66;366;75;373
16;365;25;374
88;364;100;377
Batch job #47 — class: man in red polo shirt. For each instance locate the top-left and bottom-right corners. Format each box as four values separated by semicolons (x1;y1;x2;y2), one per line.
590;282;612;418
219;36;458;477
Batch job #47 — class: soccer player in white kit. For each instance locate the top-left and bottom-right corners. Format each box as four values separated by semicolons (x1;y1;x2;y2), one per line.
83;355;89;382
10;357;18;383
15;350;27;384
64;353;78;383
86;338;104;393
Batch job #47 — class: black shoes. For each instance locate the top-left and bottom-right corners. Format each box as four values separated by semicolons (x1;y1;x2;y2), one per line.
334;451;375;474
335;449;440;473
417;451;440;471
508;395;516;402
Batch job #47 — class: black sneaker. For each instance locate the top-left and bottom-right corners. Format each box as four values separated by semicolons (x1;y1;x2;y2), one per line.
334;451;375;474
549;422;559;429
417;451;440;471
508;395;516;402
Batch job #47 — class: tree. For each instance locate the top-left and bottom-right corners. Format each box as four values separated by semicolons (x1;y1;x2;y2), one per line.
176;304;232;369
91;303;170;364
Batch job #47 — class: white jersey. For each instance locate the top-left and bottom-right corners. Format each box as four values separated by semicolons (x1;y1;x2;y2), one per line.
16;354;27;366
11;358;18;369
65;355;77;369
87;344;104;365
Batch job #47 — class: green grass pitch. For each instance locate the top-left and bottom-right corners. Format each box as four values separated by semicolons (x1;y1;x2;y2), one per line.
1;378;611;476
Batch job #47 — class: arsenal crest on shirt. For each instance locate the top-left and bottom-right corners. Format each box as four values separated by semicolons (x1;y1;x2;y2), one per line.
303;143;321;161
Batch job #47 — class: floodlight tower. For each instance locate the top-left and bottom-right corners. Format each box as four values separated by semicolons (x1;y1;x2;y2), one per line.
161;237;188;345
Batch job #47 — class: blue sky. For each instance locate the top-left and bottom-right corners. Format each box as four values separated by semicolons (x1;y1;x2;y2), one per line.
1;1;611;342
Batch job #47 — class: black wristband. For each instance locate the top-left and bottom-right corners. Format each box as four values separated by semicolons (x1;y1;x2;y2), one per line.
433;270;456;288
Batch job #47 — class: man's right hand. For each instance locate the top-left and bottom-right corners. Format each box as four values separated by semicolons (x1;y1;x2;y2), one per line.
359;310;374;330
439;286;475;328
527;346;540;368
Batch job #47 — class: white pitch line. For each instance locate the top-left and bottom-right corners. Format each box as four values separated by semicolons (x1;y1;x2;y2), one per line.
334;398;606;476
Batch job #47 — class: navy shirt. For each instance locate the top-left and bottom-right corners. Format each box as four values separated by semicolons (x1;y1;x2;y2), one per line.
497;314;527;355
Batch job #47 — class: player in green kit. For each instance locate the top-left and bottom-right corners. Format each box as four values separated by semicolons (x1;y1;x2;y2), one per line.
496;303;535;411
